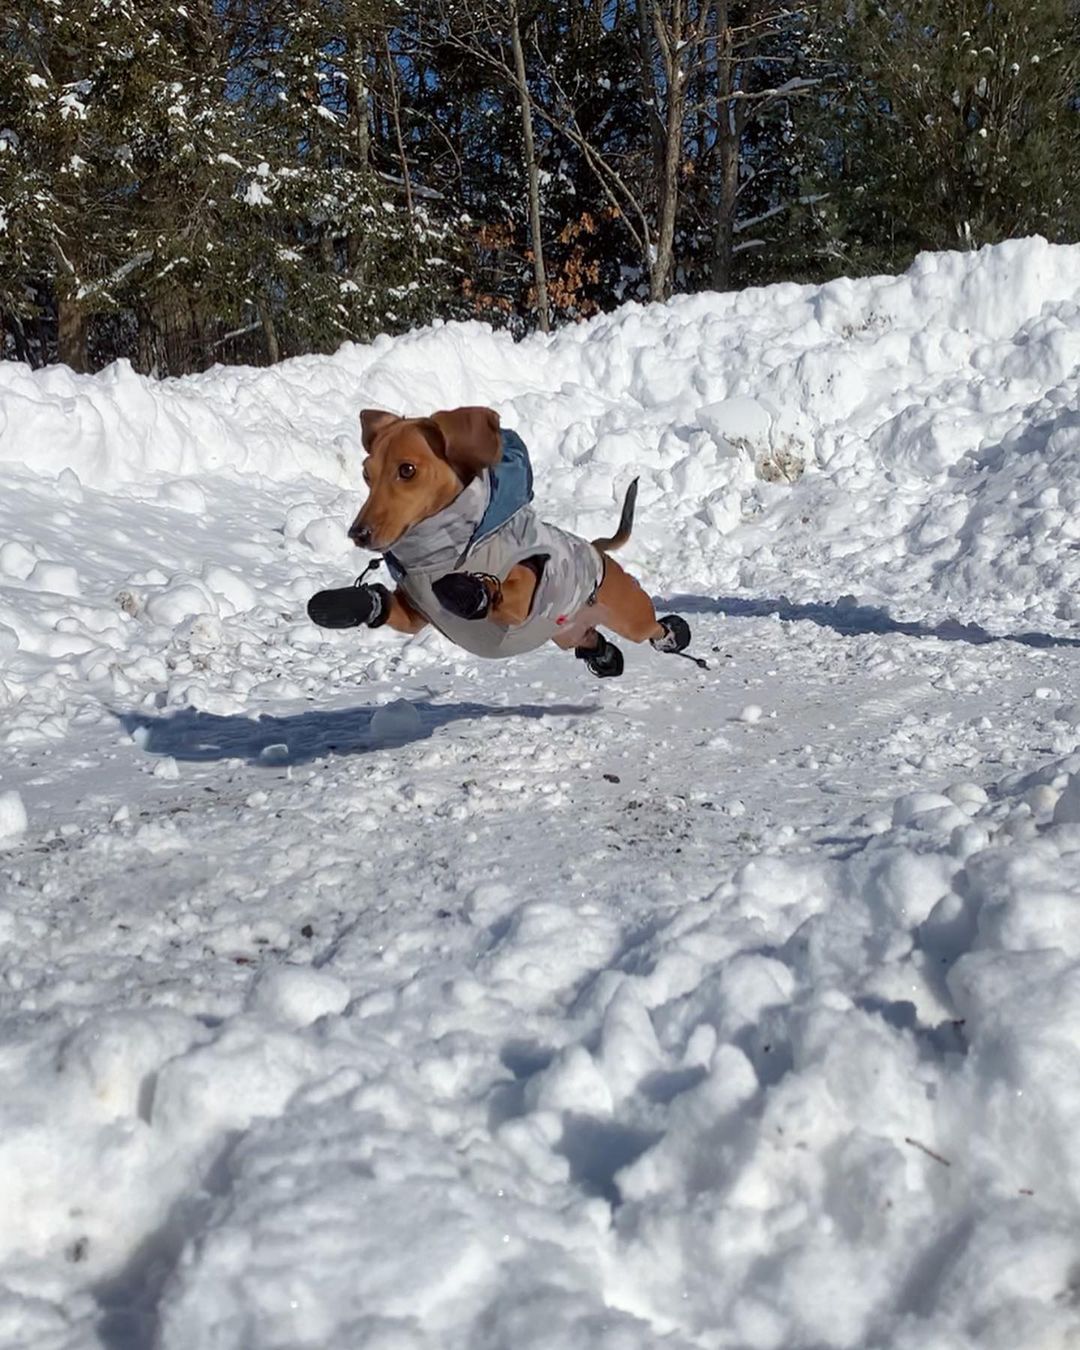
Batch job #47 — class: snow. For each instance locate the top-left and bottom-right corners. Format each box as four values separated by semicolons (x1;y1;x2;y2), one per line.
1054;773;1080;825
0;790;27;842
370;698;424;745
1;238;1079;1348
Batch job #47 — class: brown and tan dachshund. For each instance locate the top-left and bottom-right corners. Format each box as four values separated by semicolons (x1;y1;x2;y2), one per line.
307;406;692;676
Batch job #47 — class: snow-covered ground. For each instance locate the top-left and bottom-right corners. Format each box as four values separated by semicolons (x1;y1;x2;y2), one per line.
1;238;1079;1349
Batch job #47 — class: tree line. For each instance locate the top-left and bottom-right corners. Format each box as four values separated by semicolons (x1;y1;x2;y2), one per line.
1;0;1077;376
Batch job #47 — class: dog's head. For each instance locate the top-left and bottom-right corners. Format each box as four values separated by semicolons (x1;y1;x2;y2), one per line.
348;406;502;552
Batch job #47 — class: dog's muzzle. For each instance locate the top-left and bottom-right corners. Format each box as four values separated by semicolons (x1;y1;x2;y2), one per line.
348;522;374;548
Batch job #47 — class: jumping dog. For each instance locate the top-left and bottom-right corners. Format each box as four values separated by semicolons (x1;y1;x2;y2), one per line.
307;406;692;677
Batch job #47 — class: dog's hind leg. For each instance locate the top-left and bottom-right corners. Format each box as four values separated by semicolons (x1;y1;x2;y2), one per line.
553;624;624;678
569;557;692;657
549;558;657;679
590;557;666;644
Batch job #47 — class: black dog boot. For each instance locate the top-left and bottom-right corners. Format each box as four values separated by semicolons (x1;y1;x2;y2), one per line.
650;614;691;654
432;572;494;620
575;632;624;678
307;580;390;629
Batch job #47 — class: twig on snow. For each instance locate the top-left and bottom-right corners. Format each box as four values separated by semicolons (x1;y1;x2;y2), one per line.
904;1136;951;1168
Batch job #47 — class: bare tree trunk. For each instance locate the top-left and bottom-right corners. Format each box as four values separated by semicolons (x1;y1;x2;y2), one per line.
57;296;89;372
3;312;33;367
348;30;371;168
637;2;665;180
136;309;157;376
712;0;737;289
712;126;740;288
652;86;683;299
346;23;371;275
384;29;417;250
509;0;551;331
258;303;281;365
710;0;746;289
649;1;687;301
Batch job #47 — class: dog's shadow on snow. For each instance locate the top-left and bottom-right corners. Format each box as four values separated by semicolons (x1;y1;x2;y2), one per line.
115;700;597;768
666;593;1080;650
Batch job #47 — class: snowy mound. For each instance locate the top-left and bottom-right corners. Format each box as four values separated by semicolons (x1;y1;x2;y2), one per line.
3;236;1080;650
1;241;1080;1350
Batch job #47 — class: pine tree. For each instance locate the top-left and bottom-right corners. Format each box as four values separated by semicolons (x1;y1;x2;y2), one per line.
4;0;1078;370
816;0;1080;271
0;0;156;369
116;0;464;372
2;0;465;372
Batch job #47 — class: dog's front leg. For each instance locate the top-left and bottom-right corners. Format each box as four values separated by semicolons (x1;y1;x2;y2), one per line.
383;588;429;635
490;564;538;626
307;582;427;635
432;564;538;627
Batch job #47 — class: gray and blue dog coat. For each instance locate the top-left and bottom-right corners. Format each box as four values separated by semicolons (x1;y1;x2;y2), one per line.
384;430;602;659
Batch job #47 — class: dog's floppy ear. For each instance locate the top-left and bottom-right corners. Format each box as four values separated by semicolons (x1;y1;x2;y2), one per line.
430;406;502;478
360;409;398;453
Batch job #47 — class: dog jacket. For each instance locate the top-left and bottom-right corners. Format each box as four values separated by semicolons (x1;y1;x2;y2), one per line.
384;430;603;658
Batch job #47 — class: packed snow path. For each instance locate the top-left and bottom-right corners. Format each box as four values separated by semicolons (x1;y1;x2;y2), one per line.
2;240;1080;1348
5;610;1080;1350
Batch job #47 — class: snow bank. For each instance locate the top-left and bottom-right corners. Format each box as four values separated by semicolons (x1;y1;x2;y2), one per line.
151;750;1080;1350
4;739;1078;1349
2;238;1079;748
2;236;1080;633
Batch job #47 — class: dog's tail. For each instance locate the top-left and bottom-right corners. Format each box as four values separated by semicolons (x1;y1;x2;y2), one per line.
592;477;638;554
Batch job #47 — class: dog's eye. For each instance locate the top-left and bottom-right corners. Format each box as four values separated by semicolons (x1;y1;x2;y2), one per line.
398;463;416;480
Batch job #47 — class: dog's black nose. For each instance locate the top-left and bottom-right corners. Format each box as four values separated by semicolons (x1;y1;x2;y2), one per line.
349;523;372;548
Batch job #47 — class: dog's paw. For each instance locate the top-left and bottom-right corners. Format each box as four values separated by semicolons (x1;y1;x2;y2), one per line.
432;572;491;620
307;583;384;629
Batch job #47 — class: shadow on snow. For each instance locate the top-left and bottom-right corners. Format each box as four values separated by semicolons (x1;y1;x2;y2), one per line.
115;699;597;768
664;593;1080;650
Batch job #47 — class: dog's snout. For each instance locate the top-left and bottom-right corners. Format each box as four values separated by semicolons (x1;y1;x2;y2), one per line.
348;522;372;548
